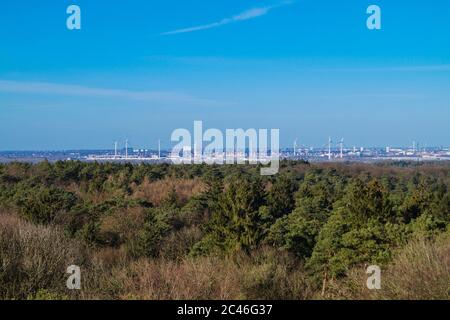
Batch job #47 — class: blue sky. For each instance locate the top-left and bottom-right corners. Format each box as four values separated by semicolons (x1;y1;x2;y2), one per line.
0;0;449;150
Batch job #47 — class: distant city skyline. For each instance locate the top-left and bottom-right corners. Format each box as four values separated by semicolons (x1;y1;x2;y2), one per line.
1;143;448;165
0;138;446;152
1;0;449;150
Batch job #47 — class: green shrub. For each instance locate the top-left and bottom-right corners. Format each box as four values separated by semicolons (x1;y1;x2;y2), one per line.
27;289;69;300
14;186;77;224
127;208;170;258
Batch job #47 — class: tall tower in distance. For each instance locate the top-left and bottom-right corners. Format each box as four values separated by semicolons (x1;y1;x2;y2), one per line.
158;139;161;159
328;137;332;160
294;139;298;157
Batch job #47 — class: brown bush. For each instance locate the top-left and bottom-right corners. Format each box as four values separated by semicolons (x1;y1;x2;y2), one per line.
93;256;240;300
99;206;146;247
324;235;450;300
237;248;313;300
0;214;87;299
132;177;205;207
84;247;312;300
159;227;203;260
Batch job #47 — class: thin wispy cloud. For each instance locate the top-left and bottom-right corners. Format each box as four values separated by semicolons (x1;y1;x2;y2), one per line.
0;80;232;107
160;1;293;36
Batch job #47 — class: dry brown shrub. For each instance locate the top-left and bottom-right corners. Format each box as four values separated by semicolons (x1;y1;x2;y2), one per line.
91;247;129;270
2;163;30;180
104;256;242;300
325;235;450;300
86;247;313;300
159;227;204;260
132;177;206;206
64;181;109;204
99;206;146;245
237;249;313;300
0;213;86;299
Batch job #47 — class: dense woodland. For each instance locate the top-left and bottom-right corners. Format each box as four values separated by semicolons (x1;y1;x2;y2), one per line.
0;160;449;300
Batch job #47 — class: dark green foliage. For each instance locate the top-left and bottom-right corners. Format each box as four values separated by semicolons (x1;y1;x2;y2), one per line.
306;179;405;280
128;208;170;258
265;169;348;259
266;211;322;258
14;186;77;224
176;196;208;228
79;221;101;245
196;176;266;254
294;169;347;222
267;173;298;219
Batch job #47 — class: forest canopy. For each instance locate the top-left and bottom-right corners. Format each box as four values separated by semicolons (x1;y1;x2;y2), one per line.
0;160;448;300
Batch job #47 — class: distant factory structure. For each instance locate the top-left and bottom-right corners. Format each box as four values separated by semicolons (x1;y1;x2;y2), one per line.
287;138;450;162
86;139;162;162
38;137;448;164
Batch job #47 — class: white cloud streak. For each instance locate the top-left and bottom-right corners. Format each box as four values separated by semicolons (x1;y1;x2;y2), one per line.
0;80;230;107
160;1;293;36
